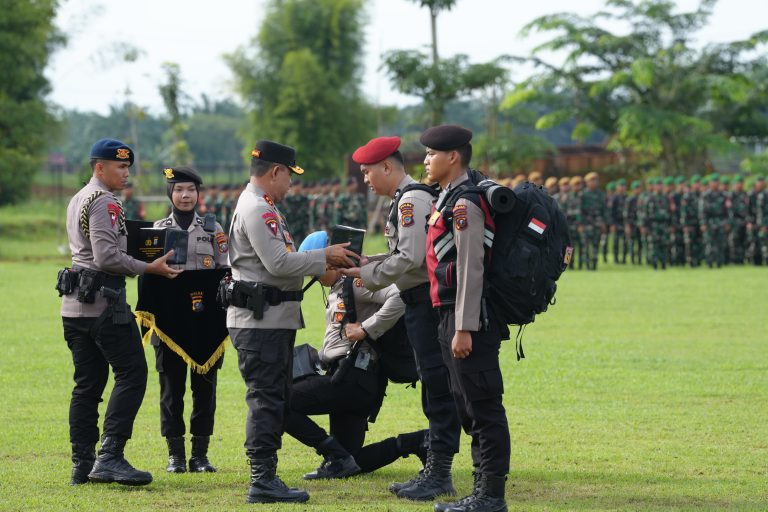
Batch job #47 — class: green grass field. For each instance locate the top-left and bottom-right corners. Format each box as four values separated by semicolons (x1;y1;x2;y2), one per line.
0;258;766;511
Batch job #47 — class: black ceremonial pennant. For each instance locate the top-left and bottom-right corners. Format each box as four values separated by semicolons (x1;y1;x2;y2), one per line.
135;269;228;374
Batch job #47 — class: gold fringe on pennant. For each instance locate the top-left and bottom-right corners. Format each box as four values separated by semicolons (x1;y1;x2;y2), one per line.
135;310;228;374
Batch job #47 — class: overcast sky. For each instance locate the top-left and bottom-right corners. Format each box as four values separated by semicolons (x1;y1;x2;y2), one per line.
47;0;767;115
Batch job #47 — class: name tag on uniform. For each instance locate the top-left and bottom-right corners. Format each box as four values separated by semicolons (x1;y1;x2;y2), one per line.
428;211;441;226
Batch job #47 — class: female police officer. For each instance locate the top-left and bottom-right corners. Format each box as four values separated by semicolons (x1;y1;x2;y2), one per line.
151;166;229;473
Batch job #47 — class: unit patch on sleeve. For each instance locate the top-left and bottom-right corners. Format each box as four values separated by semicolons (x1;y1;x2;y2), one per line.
453;204;468;231
215;232;228;253
399;202;414;227
262;212;279;236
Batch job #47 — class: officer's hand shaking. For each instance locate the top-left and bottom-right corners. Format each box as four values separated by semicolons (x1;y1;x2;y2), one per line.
146;250;184;279
452;330;472;359
324;242;359;269
344;323;366;342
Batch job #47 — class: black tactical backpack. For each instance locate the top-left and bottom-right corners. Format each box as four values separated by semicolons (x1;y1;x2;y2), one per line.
443;172;572;347
341;277;418;384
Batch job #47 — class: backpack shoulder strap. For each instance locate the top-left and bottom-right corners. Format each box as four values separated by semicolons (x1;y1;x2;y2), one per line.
388;183;439;227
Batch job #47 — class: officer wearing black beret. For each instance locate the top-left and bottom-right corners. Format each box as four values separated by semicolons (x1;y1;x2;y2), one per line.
422;125;511;512
150;166;229;474
59;138;181;486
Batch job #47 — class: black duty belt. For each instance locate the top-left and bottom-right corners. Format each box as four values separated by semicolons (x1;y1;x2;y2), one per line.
399;282;431;305
231;281;303;307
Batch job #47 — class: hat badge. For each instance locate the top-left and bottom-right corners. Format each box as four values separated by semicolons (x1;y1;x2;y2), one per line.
116;148;130;160
251;149;261;158
164;168;175;179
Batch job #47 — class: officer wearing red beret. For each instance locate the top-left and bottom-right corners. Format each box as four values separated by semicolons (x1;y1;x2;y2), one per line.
423;125;510;512
342;136;461;501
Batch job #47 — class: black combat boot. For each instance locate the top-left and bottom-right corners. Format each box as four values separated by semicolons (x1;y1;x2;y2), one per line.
188;436;216;473
88;436;152;486
396;430;429;465
396;451;456;501
435;471;481;512
389;432;430;494
165;436;186;473
303;436;361;480
436;474;507;512
247;457;310;504
70;442;96;485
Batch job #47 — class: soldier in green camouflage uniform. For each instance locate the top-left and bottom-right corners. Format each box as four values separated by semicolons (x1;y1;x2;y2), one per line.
699;175;729;268
282;181;310;246
727;176;749;264
665;177;684;266
580;172;608;271
643;178;670;270
747;176;767;265
601;181;614;264
555;177;571;211
565;176;583;269
335;178;367;229
680;175;702;267
121;183;145;220
609;179;628;264
624;180;643;264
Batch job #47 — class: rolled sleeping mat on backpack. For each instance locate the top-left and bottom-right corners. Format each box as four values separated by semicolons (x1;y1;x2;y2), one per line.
478;179;516;213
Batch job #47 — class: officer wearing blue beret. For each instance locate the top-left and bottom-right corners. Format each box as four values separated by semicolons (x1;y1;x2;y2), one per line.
58;138;182;486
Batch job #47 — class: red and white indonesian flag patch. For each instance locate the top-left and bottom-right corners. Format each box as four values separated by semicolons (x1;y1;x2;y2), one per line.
527;218;547;235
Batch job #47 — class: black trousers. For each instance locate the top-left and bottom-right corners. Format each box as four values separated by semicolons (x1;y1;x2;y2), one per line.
62;315;148;444
154;343;221;438
403;296;461;455
229;328;295;459
437;309;510;477
285;367;415;473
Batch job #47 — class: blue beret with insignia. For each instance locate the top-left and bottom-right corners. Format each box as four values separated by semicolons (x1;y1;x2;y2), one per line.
90;138;134;166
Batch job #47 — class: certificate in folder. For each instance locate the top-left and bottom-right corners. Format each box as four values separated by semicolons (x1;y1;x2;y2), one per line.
330;225;365;261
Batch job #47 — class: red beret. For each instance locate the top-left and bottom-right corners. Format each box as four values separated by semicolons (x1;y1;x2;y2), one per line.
352;136;401;165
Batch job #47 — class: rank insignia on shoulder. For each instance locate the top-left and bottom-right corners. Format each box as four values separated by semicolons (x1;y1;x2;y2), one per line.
354;278;364;288
428;210;441;226
263;194;275;207
453;204;468;231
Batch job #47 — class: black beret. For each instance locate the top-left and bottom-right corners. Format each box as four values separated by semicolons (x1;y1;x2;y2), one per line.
419;125;473;151
163;166;203;185
251;140;304;175
90;138;134;166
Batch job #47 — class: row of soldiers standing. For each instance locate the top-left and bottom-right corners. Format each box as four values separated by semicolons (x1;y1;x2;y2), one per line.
545;172;768;270
199;178;368;245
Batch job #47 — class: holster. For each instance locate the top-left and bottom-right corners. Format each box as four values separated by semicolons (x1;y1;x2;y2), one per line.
228;280;304;321
55;268;78;297
101;285;132;325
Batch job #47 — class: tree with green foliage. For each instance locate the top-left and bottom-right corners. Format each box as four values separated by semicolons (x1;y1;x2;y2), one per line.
226;0;374;179
383;0;508;126
505;0;768;176
0;0;64;205
159;62;192;166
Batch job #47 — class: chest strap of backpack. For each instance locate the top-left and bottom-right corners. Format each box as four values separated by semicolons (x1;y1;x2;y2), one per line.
439;185;494;332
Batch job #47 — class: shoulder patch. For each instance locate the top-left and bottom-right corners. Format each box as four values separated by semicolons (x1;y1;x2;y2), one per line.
107;203;121;228
215;232;228;253
400;202;415;227
453;204;468;231
262;212;279;236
